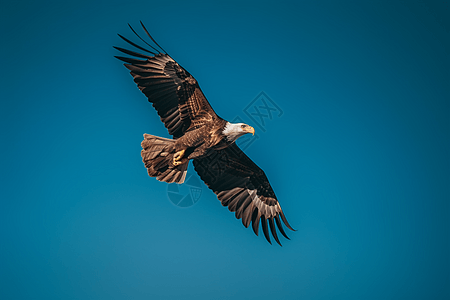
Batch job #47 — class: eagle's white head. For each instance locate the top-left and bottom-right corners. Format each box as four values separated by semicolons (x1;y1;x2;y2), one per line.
222;122;255;142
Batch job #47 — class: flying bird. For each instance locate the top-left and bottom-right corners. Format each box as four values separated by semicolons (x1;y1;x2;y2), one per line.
114;22;294;245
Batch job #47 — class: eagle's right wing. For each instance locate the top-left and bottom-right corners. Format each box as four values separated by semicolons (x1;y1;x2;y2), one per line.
115;22;218;138
193;144;295;245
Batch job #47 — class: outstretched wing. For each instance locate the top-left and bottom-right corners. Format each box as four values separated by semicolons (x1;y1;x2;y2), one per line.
115;22;218;138
193;144;295;245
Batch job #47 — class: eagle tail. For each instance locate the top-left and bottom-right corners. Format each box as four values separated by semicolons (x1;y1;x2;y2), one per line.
141;134;188;184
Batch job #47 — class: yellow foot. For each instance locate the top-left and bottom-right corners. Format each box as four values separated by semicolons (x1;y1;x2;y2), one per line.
173;149;186;166
173;159;187;166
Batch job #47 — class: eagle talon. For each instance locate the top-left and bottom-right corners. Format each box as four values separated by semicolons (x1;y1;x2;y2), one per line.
173;149;186;166
173;159;186;166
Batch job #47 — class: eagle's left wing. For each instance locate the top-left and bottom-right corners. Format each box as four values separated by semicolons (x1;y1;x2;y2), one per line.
193;144;295;245
114;22;219;138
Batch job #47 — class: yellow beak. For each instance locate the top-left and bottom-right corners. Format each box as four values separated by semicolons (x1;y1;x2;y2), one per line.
247;126;255;136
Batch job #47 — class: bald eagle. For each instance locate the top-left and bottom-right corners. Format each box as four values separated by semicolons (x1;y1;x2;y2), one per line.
115;22;294;245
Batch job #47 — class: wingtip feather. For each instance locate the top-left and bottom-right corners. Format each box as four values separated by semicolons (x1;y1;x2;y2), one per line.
280;211;296;231
140;21;169;56
117;33;157;55
275;214;290;240
269;217;282;246
260;217;272;245
251;209;260;236
128;22;162;54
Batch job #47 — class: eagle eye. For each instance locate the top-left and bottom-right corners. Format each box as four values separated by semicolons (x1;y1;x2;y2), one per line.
241;124;246;128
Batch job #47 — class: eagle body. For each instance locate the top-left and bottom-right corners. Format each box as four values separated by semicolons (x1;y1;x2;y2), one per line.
173;118;228;160
115;22;295;245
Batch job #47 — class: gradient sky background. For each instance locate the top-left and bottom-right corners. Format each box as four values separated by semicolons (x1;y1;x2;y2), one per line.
1;1;449;299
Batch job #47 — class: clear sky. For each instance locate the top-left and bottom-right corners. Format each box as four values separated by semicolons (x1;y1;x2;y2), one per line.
1;1;449;299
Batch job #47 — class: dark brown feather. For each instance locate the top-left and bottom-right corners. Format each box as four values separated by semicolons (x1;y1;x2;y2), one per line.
251;209;260;236
275;215;290;240
118;34;157;55
260;217;271;245
269;217;281;246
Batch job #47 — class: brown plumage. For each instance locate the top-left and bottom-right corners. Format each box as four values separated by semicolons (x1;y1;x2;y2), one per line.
115;22;295;245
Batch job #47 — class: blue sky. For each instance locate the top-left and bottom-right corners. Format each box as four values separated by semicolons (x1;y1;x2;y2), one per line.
1;1;449;299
